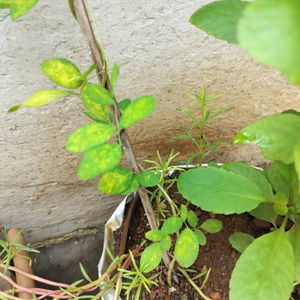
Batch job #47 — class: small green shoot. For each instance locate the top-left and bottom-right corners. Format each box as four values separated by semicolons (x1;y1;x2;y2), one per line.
173;87;230;165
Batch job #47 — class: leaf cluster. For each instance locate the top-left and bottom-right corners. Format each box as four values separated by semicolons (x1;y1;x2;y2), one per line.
178;110;300;300
140;206;223;272
8;58;158;196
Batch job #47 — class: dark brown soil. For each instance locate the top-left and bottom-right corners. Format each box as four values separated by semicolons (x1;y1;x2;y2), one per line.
114;184;299;300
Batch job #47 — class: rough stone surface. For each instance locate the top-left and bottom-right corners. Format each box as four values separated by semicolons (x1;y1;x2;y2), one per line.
1;1;300;243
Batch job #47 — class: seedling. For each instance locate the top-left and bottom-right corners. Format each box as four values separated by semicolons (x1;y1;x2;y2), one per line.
144;150;183;223
173;88;230;165
140;208;223;272
119;251;159;300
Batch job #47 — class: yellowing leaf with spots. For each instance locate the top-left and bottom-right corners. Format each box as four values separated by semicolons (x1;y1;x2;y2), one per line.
81;83;110;122
140;243;163;273
10;0;37;20
67;122;115;153
98;168;133;195
119;96;155;129
174;228;199;268
81;82;114;106
77;144;122;180
120;175;139;195
41;58;83;89
22;90;72;107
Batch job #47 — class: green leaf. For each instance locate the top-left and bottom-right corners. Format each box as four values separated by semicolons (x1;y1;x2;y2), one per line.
67;122;115;153
294;141;300;178
180;205;188;221
41;58;83;89
79;262;92;282
119;176;139;195
288;224;300;281
118;99;131;112
10;0;37;20
222;162;273;199
273;203;288;216
80;64;96;80
200;219;223;233
233;113;300;164
174;228;199;268
98;168;133;195
68;0;76;19
80;84;109;122
194;229;207;246
77;144;122;180
282;109;300;117
273;192;289;216
22;90;71;107
230;230;295;300
137;171;160;187
7;104;21;113
187;211;198;228
178;167;266;214
190;0;248;44
81;83;115;106
229;232;255;253
160;235;172;251
0;0;11;9
238;0;300;85
267;161;299;201
249;203;277;225
110;64;119;94
145;229;165;242
119;96;155;129
140;243;162;273
161;216;183;235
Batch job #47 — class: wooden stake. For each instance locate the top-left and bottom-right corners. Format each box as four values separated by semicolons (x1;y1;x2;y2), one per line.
7;228;35;299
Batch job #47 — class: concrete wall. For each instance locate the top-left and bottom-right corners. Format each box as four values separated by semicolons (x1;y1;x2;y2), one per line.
1;0;300;243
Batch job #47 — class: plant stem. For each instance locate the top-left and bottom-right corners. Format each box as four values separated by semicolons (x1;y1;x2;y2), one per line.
113;273;122;300
167;256;176;287
178;267;213;300
157;184;177;216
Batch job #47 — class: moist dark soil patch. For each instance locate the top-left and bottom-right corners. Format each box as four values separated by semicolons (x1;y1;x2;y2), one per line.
114;184;299;300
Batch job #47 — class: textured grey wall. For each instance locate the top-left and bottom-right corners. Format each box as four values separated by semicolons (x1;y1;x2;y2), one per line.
1;0;300;243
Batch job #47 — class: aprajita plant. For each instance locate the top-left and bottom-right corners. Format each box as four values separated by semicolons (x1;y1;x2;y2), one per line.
2;1;224;299
2;0;170;297
180;1;300;299
4;0;162;227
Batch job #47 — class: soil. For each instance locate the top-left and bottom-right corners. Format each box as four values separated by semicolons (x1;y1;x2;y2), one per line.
114;184;300;300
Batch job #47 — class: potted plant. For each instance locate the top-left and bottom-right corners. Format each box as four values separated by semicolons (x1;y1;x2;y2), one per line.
3;0;300;299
